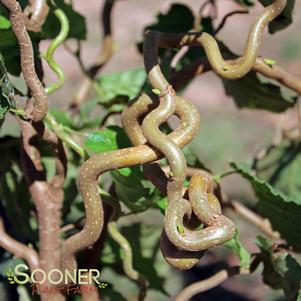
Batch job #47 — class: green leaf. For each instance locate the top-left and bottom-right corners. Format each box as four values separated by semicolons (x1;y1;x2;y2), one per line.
223;71;296;112
258;0;295;34
84;126;131;154
231;162;301;250
155;196;168;214
224;230;251;270
0;15;10;29
255;236;301;301
145;4;194;33
111;166;156;211
255;140;301;200
263;58;277;66
96;68;147;103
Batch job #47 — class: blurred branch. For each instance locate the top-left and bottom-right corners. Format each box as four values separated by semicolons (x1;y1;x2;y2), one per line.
0;218;40;271
228;200;280;240
174;268;238;301
44;113;86;158
214;10;249;35
108;220;148;300
195;0;217;29
69;0;116;110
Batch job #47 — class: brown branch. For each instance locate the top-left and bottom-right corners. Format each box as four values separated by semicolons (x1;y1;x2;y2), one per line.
254;58;301;94
0;218;39;271
229;200;280;240
1;0;48;121
171;56;301;94
195;0;218;29
174;269;237;301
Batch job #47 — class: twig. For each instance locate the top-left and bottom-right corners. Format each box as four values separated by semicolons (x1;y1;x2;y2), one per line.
43;7;69;94
44;113;86;158
195;0;217;30
229;200;280;240
108;220;148;300
214;10;249;35
174;269;234;301
254;58;301;94
0;218;39;271
171;56;301;94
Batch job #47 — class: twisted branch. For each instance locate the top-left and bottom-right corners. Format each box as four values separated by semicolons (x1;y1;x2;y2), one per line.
60;92;200;273
1;0;48;121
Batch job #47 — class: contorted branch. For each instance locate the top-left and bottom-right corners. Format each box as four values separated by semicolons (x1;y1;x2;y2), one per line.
24;0;49;32
122;94;207;270
60;92;200;273
1;0;48;121
144;0;286;79
142;14;237;267
0;218;39;271
61;0;287;294
61;0;286;269
170;57;301;94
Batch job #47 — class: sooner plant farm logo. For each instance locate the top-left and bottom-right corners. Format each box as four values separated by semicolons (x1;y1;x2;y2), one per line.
5;264;108;296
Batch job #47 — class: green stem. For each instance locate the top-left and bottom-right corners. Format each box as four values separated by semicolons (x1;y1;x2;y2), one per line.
43;8;69;94
9;108;28;118
45;113;86;158
107;221;148;301
213;170;237;183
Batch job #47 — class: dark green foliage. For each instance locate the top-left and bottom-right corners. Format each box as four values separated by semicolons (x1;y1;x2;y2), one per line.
231;162;301;250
